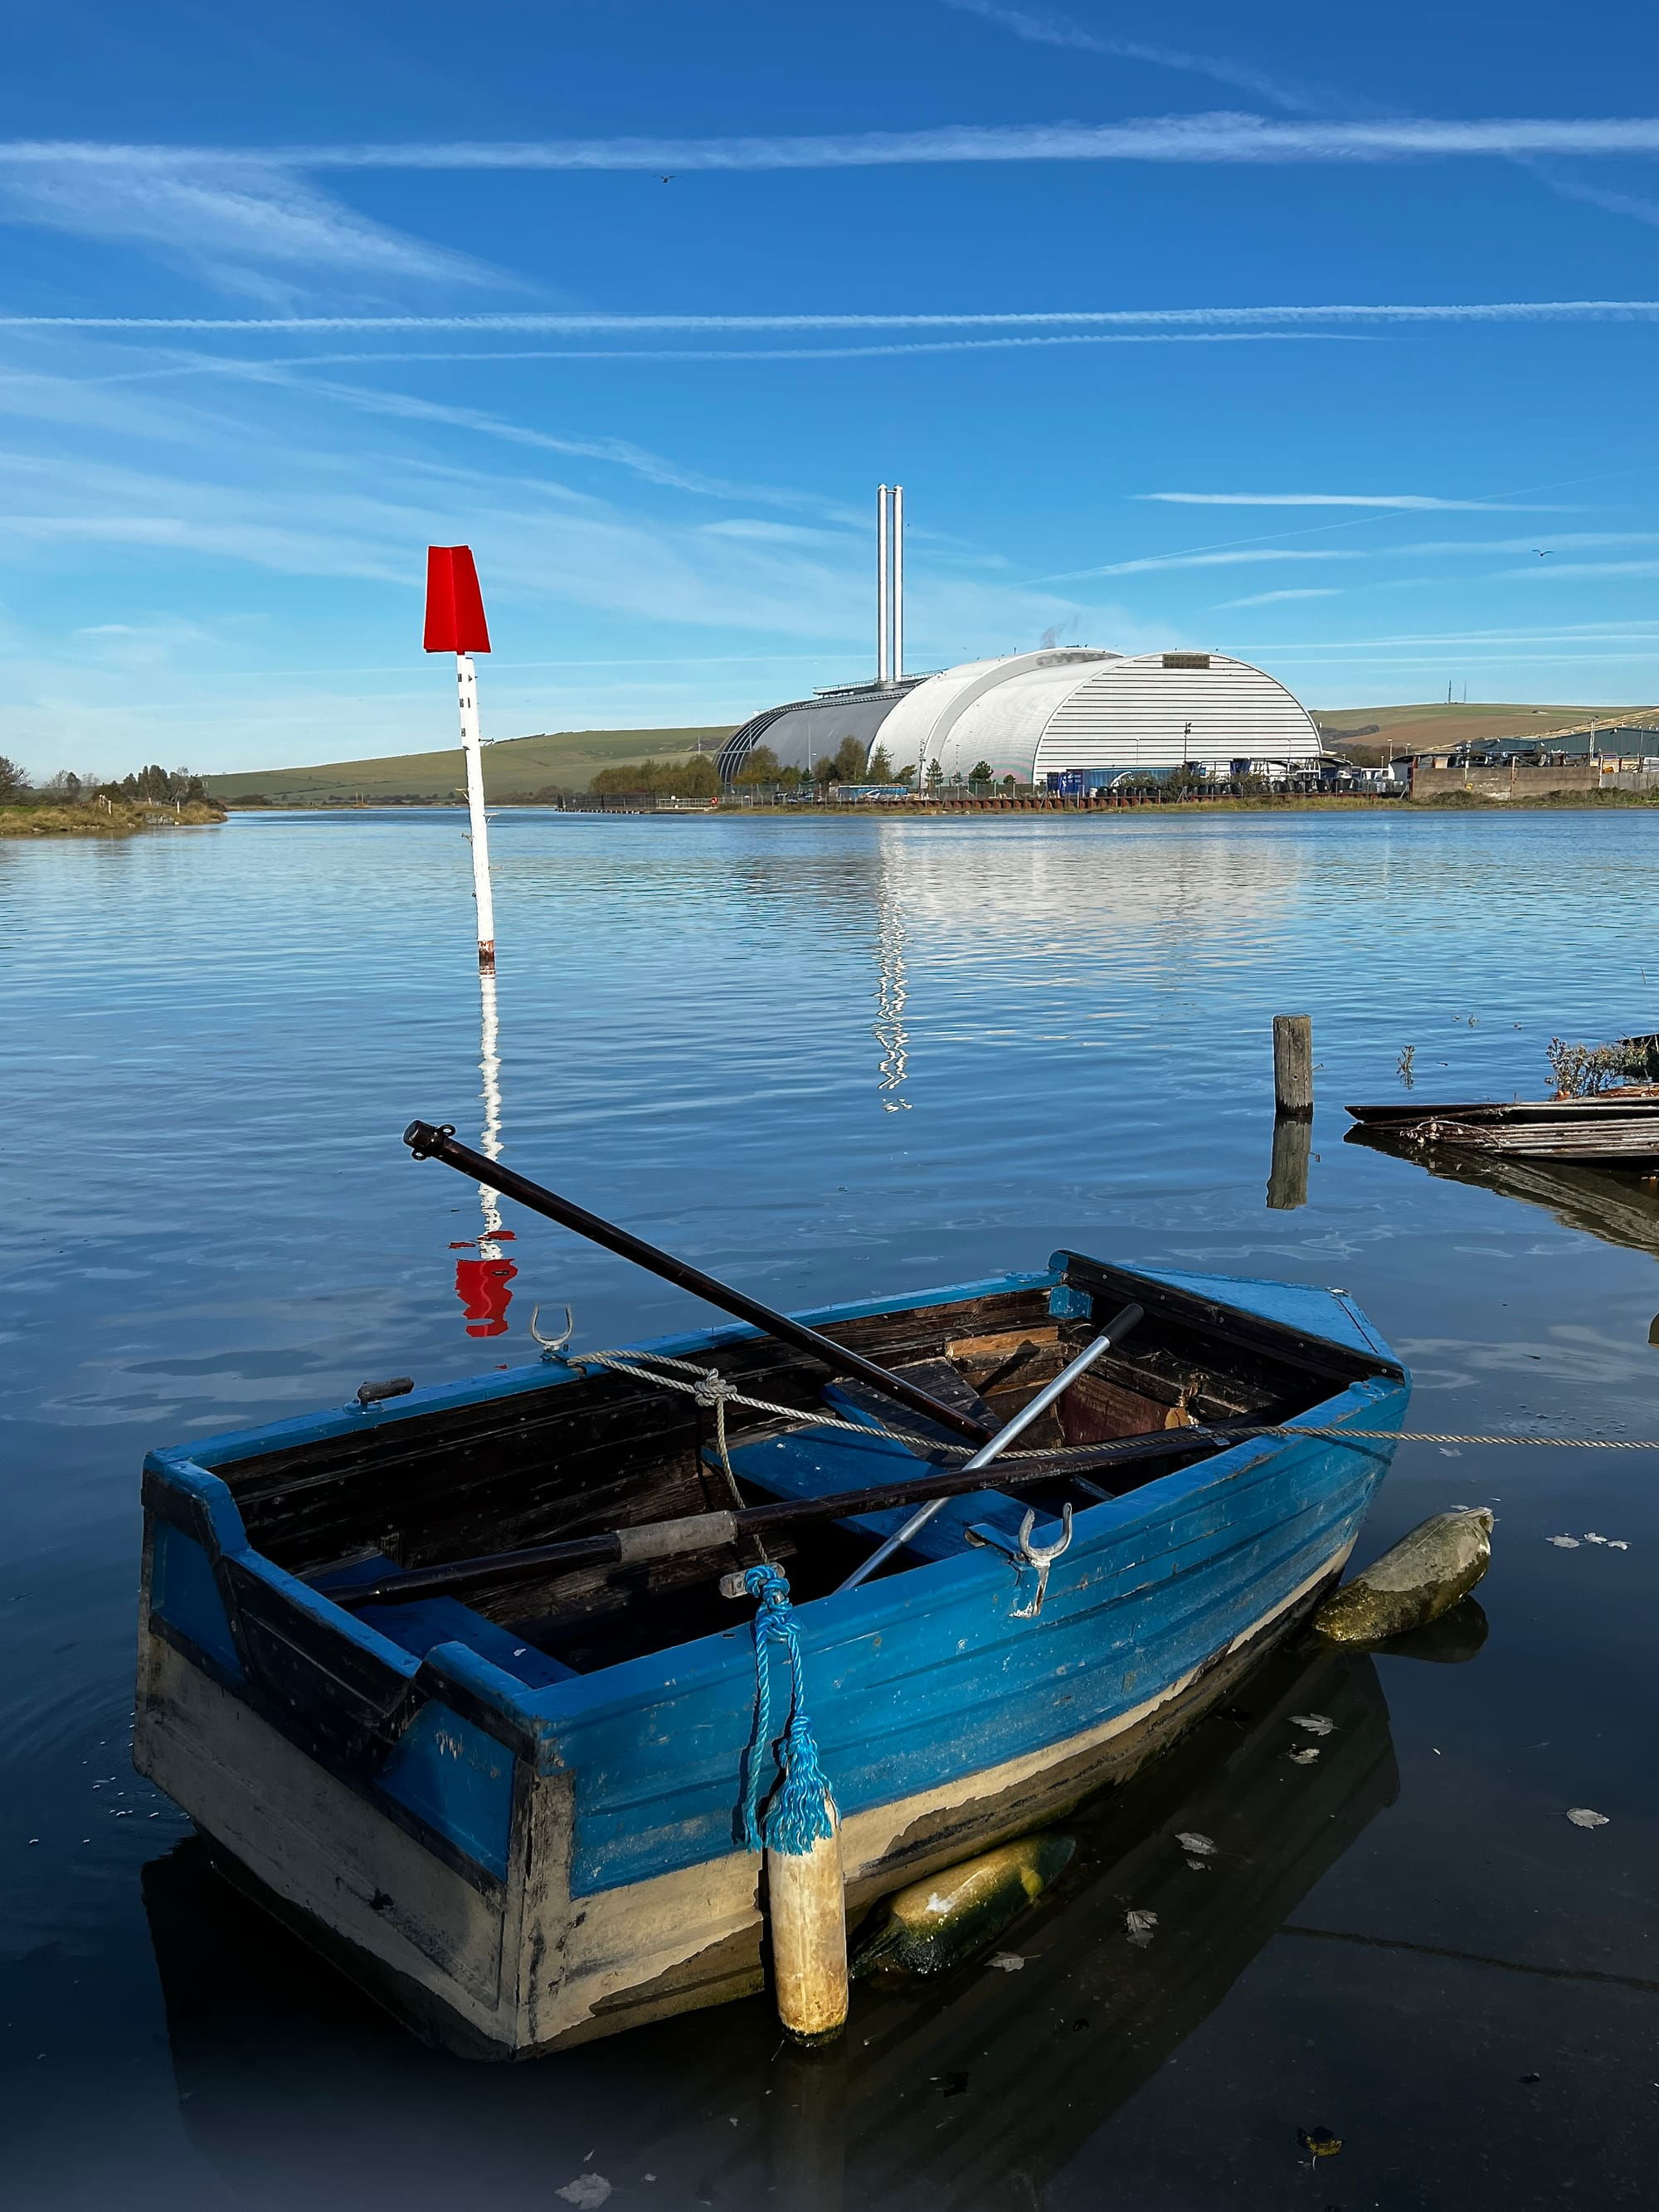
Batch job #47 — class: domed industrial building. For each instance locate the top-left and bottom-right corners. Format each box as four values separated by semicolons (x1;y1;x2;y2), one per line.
716;646;1322;790
718;490;1324;791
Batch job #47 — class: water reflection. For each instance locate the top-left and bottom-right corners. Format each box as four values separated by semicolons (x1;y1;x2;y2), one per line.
872;868;912;1112
1347;1124;1659;1264
451;965;517;1337
140;1636;1395;2211
1266;1115;1311;1211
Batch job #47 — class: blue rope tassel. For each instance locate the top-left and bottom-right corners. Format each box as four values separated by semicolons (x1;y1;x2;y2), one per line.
739;1563;835;1857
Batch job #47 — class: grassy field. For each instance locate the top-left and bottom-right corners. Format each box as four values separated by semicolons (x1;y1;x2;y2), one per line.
205;726;730;804
1314;701;1637;758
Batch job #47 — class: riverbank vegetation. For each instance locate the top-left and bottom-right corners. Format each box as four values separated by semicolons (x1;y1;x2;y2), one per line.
0;758;226;836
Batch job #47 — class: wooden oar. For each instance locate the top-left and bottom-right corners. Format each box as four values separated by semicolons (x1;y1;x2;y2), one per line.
403;1119;995;1446
314;1421;1224;1610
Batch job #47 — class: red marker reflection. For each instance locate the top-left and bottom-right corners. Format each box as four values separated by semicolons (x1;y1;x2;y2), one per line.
454;1251;518;1337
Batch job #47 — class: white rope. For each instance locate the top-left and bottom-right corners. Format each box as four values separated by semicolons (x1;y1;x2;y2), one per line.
558;1351;1659;1458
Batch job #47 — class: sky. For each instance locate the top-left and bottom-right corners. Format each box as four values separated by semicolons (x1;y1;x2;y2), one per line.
9;0;1659;775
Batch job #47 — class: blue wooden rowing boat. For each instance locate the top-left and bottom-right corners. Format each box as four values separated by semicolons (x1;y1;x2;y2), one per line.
134;1248;1407;2058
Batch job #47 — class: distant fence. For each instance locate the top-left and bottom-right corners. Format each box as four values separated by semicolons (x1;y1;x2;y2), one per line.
1409;763;1659;801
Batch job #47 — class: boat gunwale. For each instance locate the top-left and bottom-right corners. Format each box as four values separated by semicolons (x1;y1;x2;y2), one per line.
499;1371;1400;1752
149;1265;1064;1477
139;1258;1407;1775
144;1376;1402;1756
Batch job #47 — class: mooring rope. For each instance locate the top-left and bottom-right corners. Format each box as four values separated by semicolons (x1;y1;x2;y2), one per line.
561;1348;1659;1458
739;1563;835;1858
1248;1426;1659;1449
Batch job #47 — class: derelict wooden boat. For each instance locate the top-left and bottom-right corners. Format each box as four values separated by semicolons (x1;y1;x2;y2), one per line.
135;1194;1408;2059
1347;1089;1659;1162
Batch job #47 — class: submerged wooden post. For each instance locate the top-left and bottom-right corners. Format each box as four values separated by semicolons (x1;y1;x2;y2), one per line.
768;1816;849;2043
1267;1115;1311;1211
1273;1013;1313;1118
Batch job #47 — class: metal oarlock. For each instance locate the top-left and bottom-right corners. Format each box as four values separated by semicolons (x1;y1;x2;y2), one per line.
965;1503;1074;1615
528;1303;575;1359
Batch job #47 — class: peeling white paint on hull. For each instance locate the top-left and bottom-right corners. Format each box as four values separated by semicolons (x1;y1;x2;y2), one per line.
137;1545;1347;2059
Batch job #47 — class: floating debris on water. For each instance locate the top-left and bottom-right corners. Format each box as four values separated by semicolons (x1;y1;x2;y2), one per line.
1298;2126;1343;2163
853;1834;1074;1978
1315;1508;1494;1644
1291;1713;1335;1736
1176;1830;1216;1855
1546;1536;1581;1548
985;1951;1025;1971
1566;1807;1610;1829
1287;1747;1321;1766
1125;1909;1159;1946
557;2178;611;2209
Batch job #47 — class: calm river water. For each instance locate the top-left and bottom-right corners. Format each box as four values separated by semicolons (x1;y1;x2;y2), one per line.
4;807;1659;2207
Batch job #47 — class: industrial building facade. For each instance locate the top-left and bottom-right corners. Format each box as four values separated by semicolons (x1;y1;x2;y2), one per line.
717;646;1323;790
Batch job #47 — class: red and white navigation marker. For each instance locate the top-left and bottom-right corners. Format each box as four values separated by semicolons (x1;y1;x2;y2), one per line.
424;545;497;972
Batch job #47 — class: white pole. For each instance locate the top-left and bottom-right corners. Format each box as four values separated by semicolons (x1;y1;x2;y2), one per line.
893;483;904;683
456;650;496;972
876;485;890;684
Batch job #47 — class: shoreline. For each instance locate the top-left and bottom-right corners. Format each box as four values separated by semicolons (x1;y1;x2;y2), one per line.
0;801;227;838
217;790;1659;821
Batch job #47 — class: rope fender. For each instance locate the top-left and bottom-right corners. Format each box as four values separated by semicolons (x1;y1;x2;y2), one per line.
740;1563;836;1858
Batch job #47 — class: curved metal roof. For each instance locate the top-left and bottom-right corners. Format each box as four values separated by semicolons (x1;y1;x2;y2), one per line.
718;650;1320;785
715;679;923;781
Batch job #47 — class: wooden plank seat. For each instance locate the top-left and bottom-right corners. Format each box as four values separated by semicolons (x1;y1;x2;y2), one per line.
328;1554;578;1687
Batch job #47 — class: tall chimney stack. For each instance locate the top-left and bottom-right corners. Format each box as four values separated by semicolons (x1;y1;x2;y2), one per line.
893;484;904;684
876;484;890;685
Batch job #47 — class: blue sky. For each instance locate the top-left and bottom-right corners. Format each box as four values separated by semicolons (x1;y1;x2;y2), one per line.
10;0;1659;774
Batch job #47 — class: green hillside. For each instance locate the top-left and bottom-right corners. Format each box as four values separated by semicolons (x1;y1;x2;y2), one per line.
206;724;732;804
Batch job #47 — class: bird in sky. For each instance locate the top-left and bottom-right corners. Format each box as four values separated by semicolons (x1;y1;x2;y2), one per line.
1534;548;1552;557
659;174;675;183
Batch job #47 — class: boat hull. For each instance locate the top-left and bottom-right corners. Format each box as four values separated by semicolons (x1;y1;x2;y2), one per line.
139;1537;1355;2057
134;1258;1407;2059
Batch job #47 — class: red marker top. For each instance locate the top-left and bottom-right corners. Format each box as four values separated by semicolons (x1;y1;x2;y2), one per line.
423;545;491;654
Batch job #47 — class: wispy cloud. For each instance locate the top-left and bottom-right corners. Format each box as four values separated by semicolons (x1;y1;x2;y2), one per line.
296;117;1659;169
0;148;504;301
941;1;1323;113
12;119;1659;180
1141;491;1565;510
1090;548;1369;576
1496;558;1659;577
1059;529;1659;585
1217;587;1343;607
9;300;1659;337
100;333;1351;369
1520;165;1659;232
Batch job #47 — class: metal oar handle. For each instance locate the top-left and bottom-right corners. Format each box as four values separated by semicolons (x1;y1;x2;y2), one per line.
401;1119;994;1446
834;1303;1144;1595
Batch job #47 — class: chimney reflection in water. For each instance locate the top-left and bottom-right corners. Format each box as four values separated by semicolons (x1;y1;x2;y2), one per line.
873;871;912;1112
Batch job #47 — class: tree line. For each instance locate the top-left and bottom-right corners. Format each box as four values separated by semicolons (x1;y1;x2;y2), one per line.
0;757;212;807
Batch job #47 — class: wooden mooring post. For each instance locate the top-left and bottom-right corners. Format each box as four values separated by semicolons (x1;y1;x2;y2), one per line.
1272;1014;1313;1119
